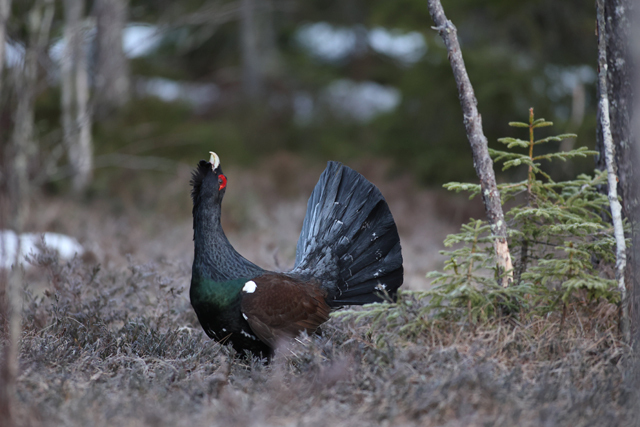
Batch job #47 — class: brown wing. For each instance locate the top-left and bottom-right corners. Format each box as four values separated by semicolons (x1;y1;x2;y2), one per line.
240;273;331;348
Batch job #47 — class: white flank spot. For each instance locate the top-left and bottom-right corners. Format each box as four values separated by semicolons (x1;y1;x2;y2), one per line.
242;280;257;293
221;328;227;332
242;313;248;320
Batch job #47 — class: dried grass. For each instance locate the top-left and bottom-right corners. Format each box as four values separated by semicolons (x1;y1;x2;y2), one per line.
3;158;639;426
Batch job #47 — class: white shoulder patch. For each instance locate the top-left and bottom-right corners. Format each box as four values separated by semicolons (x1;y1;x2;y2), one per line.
242;313;248;320
242;280;257;294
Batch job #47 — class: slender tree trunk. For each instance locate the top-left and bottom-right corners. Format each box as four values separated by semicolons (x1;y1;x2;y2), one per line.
62;0;93;192
94;0;130;119
0;1;54;423
427;0;514;287
596;0;630;342
0;0;12;98
626;3;640;346
594;0;637;341
240;0;263;101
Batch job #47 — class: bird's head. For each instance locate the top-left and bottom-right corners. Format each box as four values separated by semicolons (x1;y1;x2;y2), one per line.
190;151;228;205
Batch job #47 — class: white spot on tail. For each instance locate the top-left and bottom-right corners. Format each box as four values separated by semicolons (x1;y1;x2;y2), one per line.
242;313;248;320
242;280;257;293
241;329;258;340
375;283;387;291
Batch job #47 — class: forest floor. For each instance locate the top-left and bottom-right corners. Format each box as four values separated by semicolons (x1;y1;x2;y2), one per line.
4;154;639;426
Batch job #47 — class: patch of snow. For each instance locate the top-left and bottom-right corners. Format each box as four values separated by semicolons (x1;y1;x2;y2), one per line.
49;23;161;64
322;79;401;122
0;230;84;269
123;24;161;58
296;22;426;65
544;64;596;100
5;42;25;68
296;22;357;62
368;27;426;64
137;77;220;109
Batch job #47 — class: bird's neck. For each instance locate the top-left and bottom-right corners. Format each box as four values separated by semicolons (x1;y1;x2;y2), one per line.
192;199;262;283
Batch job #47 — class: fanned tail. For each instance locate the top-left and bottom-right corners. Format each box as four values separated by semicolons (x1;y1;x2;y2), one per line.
291;162;403;306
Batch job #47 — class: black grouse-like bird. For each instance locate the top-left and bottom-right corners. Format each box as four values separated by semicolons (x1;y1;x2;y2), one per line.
190;152;403;357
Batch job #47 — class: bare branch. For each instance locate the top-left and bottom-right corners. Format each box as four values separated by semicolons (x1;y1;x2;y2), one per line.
427;0;514;287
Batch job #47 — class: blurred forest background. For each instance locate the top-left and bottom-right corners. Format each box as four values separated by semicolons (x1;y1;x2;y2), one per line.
0;0;598;192
0;0;607;291
2;2;639;425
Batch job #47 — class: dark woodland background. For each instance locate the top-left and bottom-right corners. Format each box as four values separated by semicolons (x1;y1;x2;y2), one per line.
1;1;639;426
2;0;599;190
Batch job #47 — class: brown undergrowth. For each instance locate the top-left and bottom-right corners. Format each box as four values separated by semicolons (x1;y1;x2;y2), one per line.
3;157;639;426
5;247;637;427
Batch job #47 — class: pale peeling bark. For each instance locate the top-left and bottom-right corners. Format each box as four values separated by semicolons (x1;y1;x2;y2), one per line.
427;0;513;287
597;0;630;342
595;0;638;331
62;0;93;192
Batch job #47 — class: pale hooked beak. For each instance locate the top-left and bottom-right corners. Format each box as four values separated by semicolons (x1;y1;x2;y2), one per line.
209;151;220;170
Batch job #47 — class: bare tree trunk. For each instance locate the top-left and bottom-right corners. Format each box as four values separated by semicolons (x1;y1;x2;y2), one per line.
597;0;630;342
0;0;12;98
626;3;640;347
94;0;130;119
594;0;638;341
0;1;54;423
62;0;93;192
427;0;514;287
240;0;263;101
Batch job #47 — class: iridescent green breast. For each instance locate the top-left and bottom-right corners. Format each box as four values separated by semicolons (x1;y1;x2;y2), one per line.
190;276;247;309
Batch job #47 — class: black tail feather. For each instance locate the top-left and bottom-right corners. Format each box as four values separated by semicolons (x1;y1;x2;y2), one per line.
292;162;403;307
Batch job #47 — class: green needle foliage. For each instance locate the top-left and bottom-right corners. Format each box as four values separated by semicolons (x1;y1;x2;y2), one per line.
426;220;535;322
335;108;625;343
432;108;623;321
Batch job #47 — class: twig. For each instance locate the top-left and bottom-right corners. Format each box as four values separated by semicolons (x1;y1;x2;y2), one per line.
596;0;629;343
427;0;514;287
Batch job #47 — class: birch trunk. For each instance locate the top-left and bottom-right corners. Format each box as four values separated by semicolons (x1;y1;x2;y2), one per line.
1;1;54;423
427;0;513;287
94;0;130;118
596;0;630;342
62;0;93;192
0;0;12;98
